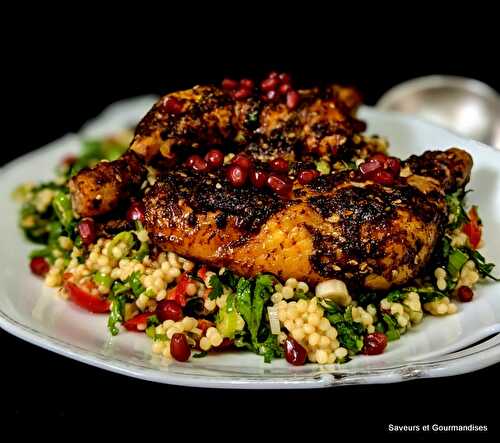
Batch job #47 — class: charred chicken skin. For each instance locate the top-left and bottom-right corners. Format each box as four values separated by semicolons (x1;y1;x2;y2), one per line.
67;76;473;293
143;148;472;291
69;83;366;217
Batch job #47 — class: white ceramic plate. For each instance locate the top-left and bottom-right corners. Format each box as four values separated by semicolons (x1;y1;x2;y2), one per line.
1;97;500;389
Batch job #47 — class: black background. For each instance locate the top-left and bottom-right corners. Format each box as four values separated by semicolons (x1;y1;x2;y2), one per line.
1;10;498;438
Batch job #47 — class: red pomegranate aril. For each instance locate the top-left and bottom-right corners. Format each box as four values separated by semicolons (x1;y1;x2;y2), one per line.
278;83;291;95
269;157;289;173
457;286;474;302
267;174;292;196
222;78;239;90
30;257;50;277
386;157;401;176
298;169;319;185
286;90;300;109
227;164;248;187
186;155;209;172
232;154;252;170
204;149;224;169
363;332;388;355
157;299;183;322
284;337;307;365
162;96;183;114
126;201;145;222
78;218;96;246
233;88;251;99
278;72;291;84
372;170;395;186
267;71;279;80
261;77;279;92
266;89;278;101
170;333;191;362
250;169;268;188
370;153;388;164
359;159;382;176
240;78;254;90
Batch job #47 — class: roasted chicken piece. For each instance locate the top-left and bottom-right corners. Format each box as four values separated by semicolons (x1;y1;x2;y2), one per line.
69;84;366;217
143;148;472;291
68;151;145;217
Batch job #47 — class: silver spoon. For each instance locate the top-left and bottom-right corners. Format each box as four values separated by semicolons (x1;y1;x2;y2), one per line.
377;75;500;149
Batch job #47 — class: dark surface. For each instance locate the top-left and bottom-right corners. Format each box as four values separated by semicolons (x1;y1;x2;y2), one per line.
1;16;498;437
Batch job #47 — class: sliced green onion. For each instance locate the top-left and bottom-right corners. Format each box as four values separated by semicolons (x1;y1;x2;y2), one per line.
447;248;469;277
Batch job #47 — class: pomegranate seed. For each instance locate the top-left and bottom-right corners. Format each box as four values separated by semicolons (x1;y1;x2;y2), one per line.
266;89;278;101
286;90;300;109
204;149;224;169
126;201;145;223
278;72;291;84
186;155;209;172
162;96;183;114
157;300;183;322
250;169;268;188
363;332;388;355
370;153;388;164
278;83;291;95
269;157;289;173
170;333;191;362
261;77;279;92
267;174;292;196
78;219;96;246
232;154;252;170
233;88;251;99
267;71;279;80
227;164;248;187
298;169;319;185
386;157;401;176
457;286;474;302
30;257;50;277
222;78;239;90
372;170;395;186
240;78;254;90
284;337;307;365
359;159;382;176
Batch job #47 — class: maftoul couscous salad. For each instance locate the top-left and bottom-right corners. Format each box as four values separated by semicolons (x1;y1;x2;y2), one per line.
14;73;499;365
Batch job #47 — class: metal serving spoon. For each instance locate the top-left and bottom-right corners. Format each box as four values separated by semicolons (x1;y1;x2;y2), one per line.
377;76;500;149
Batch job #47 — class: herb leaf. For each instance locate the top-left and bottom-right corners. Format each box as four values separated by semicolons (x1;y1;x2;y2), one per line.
208;275;224;300
464;248;500;281
108;294;126;336
445;189;469;229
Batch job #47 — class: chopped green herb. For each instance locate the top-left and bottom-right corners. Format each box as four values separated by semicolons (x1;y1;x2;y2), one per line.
464;248;499;281
52;191;73;228
386;289;406;303
382;314;400;341
108;295;126;336
445;189;470;229
402;286;446;304
128;271;145;297
356;292;381;307
322;301;364;353
147;315;160;327
193;351;208;359
208;274;224;300
219;269;239;290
